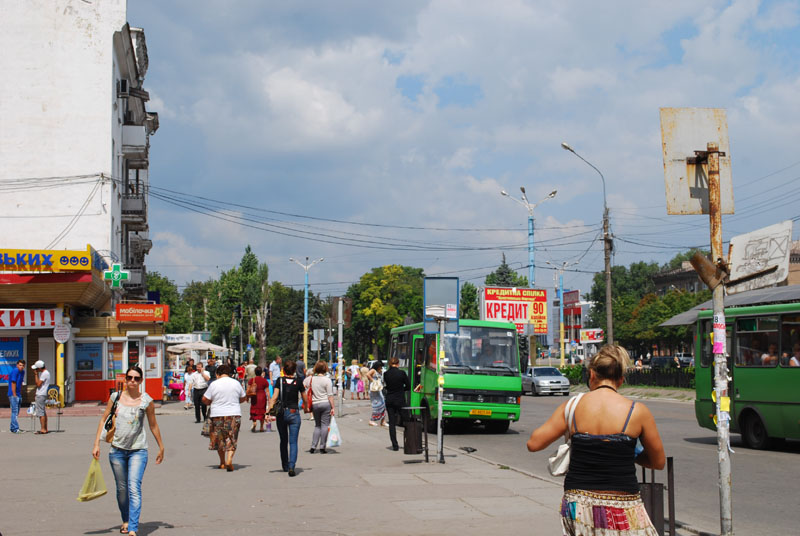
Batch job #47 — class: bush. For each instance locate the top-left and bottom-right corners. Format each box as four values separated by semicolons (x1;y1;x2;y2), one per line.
558;365;586;385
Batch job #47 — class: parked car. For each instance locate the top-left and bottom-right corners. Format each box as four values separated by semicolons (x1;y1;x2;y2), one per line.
650;356;676;370
522;366;570;396
675;352;693;367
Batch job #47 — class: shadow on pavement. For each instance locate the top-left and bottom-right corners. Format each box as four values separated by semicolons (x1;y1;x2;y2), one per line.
84;521;175;536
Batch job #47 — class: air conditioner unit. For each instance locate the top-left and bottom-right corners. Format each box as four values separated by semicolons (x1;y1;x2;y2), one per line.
117;79;130;98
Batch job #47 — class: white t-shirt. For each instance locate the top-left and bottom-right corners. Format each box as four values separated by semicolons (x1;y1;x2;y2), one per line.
35;369;50;397
269;362;281;382
203;376;245;418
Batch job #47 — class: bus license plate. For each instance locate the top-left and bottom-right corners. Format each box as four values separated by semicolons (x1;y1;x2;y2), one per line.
470;409;492;416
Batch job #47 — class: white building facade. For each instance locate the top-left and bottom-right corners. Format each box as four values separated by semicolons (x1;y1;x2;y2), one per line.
0;0;165;405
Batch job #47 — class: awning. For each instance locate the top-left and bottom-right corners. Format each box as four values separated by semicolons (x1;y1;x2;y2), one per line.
0;271;111;309
166;341;228;354
660;284;800;327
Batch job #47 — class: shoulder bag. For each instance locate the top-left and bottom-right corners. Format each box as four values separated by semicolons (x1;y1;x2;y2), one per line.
369;373;384;392
303;377;314;414
103;390;121;443
547;392;585;476
268;378;284;417
246;378;257;397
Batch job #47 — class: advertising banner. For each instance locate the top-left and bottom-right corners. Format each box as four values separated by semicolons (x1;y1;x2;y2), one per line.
0;337;24;384
116;304;170;323
107;342;124;380
563;290;580;306
75;342;103;380
0;308;63;330
0;245;103;272
482;287;548;334
580;328;604;343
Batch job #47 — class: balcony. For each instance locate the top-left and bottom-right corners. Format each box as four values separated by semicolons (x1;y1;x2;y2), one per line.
121;125;147;158
121;194;147;230
123;265;146;295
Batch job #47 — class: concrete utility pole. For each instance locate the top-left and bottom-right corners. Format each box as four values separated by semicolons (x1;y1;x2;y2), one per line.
337;298;344;418
707;143;733;535
289;256;323;370
561;142;613;344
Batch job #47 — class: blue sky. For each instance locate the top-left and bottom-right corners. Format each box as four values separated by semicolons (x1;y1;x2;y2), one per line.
129;0;800;303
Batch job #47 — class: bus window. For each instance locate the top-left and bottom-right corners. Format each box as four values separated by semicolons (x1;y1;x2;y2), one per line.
413;337;424;388
735;316;778;367
781;315;800;367
425;334;437;370
700;320;712;367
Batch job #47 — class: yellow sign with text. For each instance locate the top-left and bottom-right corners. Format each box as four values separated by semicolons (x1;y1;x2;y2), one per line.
0;245;94;272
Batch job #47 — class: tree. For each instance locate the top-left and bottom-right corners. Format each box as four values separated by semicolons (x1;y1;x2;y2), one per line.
181;279;214;331
485;254;528;287
460;282;479;319
146;272;189;333
345;265;424;360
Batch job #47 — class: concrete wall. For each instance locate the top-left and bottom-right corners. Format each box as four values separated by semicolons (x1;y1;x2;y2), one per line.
0;0;127;255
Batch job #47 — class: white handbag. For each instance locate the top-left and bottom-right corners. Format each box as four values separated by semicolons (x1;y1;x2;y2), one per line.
547;392;585;476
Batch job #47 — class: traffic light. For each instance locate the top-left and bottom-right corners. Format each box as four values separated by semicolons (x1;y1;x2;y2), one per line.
232;333;240;349
234;304;242;319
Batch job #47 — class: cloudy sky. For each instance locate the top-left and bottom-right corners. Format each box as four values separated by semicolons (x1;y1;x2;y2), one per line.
128;0;800;300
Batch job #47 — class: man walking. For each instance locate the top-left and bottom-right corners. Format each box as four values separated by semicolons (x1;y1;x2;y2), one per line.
269;356;282;397
8;359;25;434
31;360;50;434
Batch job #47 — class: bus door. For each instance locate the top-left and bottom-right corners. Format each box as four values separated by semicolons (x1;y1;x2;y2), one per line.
409;335;424;410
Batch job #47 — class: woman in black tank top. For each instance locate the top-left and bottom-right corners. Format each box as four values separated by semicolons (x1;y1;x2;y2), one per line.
526;345;665;536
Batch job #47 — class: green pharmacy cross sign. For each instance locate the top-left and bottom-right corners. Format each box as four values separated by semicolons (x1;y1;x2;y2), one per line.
104;263;130;288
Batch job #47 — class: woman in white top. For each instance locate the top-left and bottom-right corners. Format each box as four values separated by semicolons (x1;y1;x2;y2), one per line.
191;363;210;423
307;361;335;453
202;364;246;471
92;366;165;536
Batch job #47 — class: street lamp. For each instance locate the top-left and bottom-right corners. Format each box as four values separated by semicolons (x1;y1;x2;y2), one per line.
500;187;557;288
547;260;578;367
289;256;324;370
561;142;614;345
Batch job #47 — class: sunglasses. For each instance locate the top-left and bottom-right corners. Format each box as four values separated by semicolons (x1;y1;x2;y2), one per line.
126;375;142;382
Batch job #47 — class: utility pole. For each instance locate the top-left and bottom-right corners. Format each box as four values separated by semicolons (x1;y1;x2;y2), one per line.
290;256;324;370
337;297;344;418
203;297;208;331
561;142;613;344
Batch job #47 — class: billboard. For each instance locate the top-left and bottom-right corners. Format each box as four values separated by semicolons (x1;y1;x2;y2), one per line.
481;287;548;334
580;328;604;343
116;304;170;323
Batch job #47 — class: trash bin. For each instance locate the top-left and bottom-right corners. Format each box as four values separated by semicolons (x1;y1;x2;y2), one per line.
403;417;423;455
641;468;665;536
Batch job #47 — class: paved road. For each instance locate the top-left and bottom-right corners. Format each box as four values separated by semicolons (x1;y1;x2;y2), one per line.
442;391;800;535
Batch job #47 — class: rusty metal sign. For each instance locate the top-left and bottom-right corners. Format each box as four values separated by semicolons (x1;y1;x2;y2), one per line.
726;220;792;294
660;108;734;215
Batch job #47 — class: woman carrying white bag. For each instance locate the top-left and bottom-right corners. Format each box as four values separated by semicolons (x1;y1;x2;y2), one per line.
526;345;665;536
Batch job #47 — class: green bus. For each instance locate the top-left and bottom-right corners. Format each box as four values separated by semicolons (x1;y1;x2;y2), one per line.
693;287;800;449
388;318;522;434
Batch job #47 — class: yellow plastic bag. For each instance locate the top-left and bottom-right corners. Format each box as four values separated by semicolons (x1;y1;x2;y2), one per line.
77;458;107;502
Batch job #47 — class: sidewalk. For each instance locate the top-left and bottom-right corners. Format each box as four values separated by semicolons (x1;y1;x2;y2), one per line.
0;398;693;535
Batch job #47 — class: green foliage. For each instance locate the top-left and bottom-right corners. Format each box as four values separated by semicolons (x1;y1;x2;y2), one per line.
345;265;424;361
485;254;528;287
460;282;479;319
558;365;585;385
146;272;189;333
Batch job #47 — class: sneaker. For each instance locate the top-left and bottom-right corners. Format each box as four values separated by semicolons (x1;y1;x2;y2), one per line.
11;429;24;434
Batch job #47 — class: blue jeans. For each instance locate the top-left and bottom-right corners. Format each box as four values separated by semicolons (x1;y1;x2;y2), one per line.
109;447;148;533
9;395;20;432
277;409;301;470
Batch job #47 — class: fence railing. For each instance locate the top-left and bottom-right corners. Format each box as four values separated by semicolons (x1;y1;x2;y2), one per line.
561;365;695;389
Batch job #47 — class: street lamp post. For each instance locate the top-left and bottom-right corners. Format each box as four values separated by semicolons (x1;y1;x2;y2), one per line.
547;260;577;366
561;142;613;345
500;188;557;288
289;256;324;370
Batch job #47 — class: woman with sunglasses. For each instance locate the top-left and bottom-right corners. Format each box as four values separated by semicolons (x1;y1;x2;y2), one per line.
92;365;165;536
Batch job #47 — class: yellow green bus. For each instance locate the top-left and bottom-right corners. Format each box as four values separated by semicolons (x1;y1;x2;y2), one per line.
694;291;800;449
389;319;522;433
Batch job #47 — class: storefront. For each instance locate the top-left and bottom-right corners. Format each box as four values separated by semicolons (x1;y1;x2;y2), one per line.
72;304;169;402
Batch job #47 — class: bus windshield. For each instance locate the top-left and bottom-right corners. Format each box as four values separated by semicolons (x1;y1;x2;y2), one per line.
441;326;518;374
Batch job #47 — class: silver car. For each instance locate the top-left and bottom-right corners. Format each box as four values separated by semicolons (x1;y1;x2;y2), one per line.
522;367;570;396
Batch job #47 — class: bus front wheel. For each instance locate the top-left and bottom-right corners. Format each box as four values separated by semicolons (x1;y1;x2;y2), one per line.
742;412;772;450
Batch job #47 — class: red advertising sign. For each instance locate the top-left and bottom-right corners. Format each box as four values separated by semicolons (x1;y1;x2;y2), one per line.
482;287;548;334
563;290;580;306
0;308;62;330
115;304;170;323
580;328;604;343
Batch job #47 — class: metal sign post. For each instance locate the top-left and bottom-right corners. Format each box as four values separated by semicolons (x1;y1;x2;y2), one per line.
660;108;733;536
423;277;459;465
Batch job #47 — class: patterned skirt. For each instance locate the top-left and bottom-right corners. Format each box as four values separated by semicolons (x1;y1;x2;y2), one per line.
208;416;241;453
370;390;386;422
561;490;658;536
